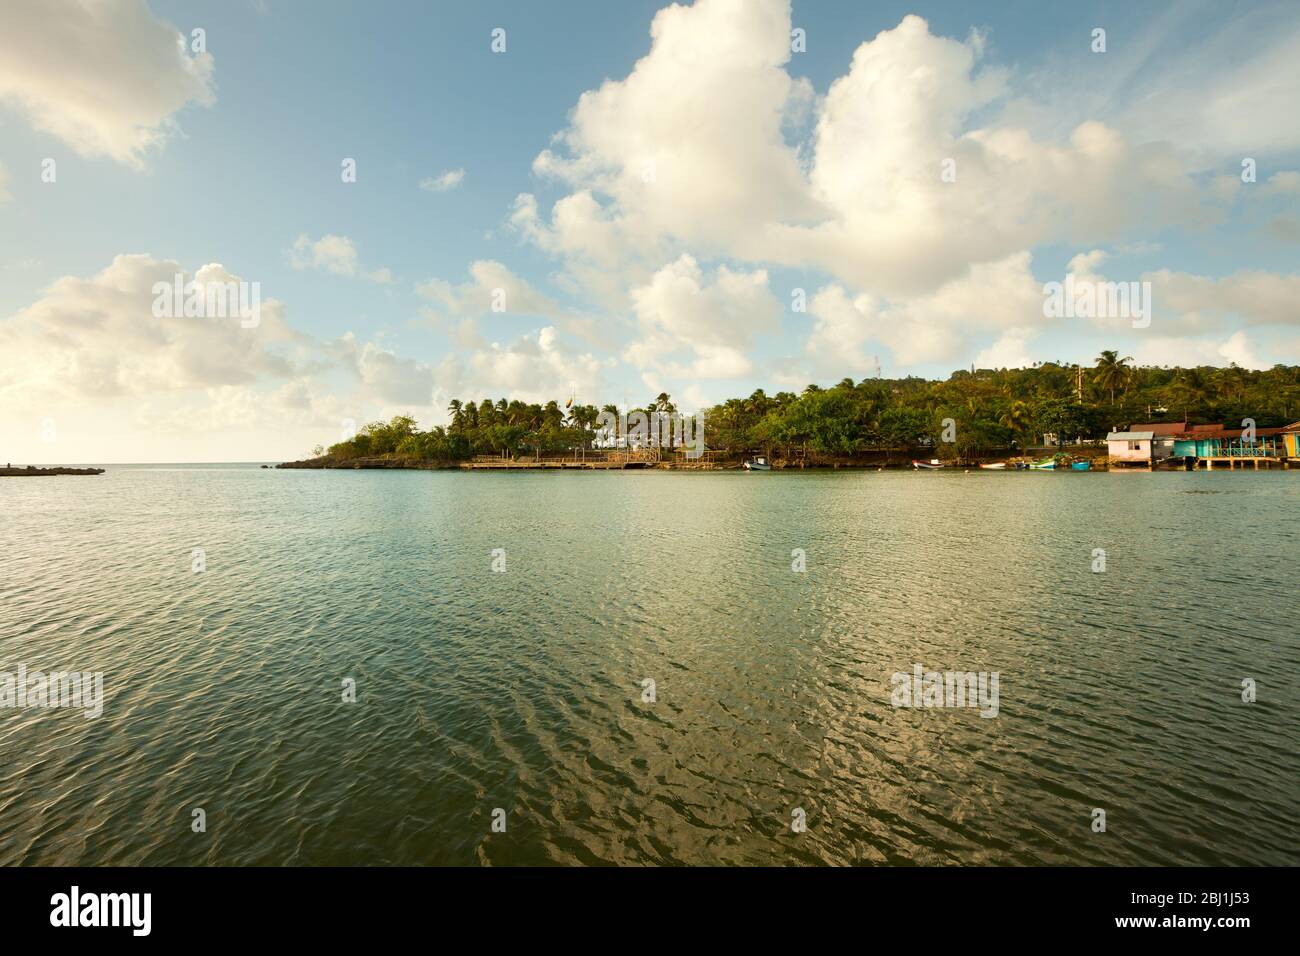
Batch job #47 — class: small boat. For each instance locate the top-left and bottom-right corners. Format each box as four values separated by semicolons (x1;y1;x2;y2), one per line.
978;462;1007;470
1071;461;1091;471
743;456;771;471
911;459;944;470
1029;456;1058;470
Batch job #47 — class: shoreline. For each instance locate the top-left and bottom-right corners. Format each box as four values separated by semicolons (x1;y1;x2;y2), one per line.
0;465;105;477
276;454;1300;473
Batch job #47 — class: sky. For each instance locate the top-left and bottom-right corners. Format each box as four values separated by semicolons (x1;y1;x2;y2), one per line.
1;0;1298;463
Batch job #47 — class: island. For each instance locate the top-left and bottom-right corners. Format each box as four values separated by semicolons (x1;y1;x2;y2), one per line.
1;464;105;476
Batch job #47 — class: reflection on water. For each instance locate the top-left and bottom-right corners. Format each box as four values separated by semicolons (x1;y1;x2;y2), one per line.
1;466;1297;865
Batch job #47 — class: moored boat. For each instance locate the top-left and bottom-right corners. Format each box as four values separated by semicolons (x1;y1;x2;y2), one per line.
743;456;771;471
912;459;944;470
978;462;1007;470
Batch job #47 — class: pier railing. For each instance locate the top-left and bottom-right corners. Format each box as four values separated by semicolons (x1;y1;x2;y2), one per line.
1200;440;1280;458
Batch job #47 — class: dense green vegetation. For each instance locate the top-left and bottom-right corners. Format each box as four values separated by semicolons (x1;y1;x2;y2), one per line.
317;356;1300;462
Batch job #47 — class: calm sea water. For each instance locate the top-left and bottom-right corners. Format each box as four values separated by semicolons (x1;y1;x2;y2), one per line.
1;465;1297;866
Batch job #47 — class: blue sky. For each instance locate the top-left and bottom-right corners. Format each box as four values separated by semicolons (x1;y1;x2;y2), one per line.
1;0;1298;461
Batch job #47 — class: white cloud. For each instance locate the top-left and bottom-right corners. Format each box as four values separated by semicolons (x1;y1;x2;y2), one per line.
0;253;620;461
1144;267;1300;331
0;0;214;167
420;169;465;192
974;328;1039;369
432;326;614;408
515;0;814;305
417;260;558;317
417;260;612;348
0;254;299;408
289;234;393;283
806;252;1044;368
626;254;781;379
355;341;435;405
520;3;1216;305
1061;250;1300;335
1260;171;1300;197
1131;331;1270;371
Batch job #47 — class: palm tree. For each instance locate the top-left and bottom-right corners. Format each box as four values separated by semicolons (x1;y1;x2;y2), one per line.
999;400;1032;445
1093;350;1134;404
1165;369;1207;421
1212;364;1245;405
650;392;679;450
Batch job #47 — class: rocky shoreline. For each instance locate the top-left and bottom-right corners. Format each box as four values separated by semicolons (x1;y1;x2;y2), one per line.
1;465;105;476
277;457;460;470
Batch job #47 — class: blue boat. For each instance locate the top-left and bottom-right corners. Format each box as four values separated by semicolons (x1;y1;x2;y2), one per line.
1071;461;1090;471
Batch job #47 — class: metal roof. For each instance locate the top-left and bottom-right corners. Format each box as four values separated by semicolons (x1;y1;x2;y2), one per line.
1107;431;1154;440
1129;422;1187;436
1174;426;1289;440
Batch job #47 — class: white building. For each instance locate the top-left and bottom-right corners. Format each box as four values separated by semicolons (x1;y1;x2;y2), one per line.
1106;431;1154;464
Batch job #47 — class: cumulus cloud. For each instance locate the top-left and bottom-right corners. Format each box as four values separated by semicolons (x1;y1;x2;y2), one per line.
0;252;619;459
1145;268;1300;331
519;3;1215;305
417;259;612;348
289;234;393;283
973;329;1040;370
355;340;436;405
626;254;781;379
432;327;614;407
417;260;558;317
420;169;465;192
0;0;214;167
1058;249;1300;335
0;254;300;408
807;252;1044;368
1131;331;1270;371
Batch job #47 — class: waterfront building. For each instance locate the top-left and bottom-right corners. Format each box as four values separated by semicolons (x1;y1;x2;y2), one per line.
1106;431;1154;465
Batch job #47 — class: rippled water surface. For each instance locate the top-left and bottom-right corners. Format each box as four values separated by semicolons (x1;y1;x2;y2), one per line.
1;465;1297;865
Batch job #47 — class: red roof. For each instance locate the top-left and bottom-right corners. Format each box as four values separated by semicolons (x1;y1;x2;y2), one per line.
1129;421;1187;436
1174;426;1288;440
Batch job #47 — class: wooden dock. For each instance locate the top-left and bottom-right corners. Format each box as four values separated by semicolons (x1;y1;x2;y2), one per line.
460;459;651;470
460;449;668;470
1200;455;1287;469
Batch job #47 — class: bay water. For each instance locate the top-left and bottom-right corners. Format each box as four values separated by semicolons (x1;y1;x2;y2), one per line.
2;465;1296;865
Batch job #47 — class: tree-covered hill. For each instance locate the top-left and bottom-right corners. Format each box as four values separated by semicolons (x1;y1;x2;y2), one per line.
316;357;1300;462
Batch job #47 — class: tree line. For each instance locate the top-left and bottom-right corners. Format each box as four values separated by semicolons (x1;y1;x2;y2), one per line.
317;354;1300;462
